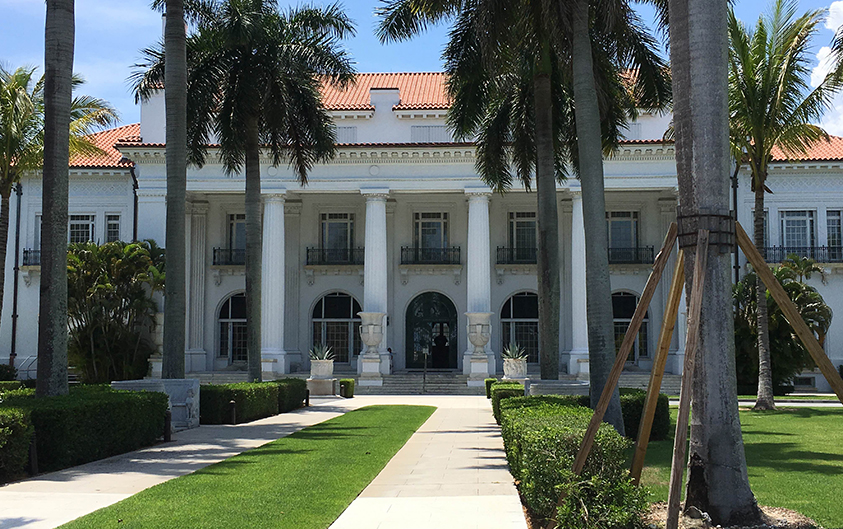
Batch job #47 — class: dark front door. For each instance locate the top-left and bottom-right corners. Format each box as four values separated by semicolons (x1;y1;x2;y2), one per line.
405;293;458;369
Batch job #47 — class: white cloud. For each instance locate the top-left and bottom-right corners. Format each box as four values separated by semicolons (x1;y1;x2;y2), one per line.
811;43;843;136
827;1;843;31
812;46;834;87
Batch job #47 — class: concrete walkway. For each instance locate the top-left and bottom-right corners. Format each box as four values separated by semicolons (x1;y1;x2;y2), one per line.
0;395;527;529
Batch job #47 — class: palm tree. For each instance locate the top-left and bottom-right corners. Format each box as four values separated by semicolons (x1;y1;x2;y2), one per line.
377;0;670;432
0;67;118;346
728;0;841;410
134;0;355;381
781;253;825;284
669;0;761;523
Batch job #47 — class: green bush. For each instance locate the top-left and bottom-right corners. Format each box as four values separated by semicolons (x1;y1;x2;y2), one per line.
485;378;497;399
619;388;670;442
1;386;167;473
271;379;308;411
0;407;32;483
0;381;24;393
0;364;17;381
339;378;355;398
200;383;279;424
499;398;648;529
490;382;524;424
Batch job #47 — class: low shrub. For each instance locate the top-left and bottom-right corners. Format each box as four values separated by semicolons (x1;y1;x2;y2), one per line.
1;386;167;474
0;381;24;393
490;382;524;423
499;398;649;529
619;388;670;442
272;379;308;411
200;383;279;424
0;407;32;483
485;378;497;399
339;378;355;398
0;364;17;381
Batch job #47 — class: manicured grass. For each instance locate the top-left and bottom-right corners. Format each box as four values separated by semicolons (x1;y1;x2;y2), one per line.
736;394;841;401
61;405;435;529
640;407;843;528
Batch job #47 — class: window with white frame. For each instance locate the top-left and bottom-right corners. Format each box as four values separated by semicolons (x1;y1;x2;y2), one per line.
613;292;649;361
106;215;121;243
33;214;41;249
69;214;95;243
321;213;354;249
500;292;539;363
780;210;815;248
828;211;841;247
410;125;451;143
605;211;639;248
414;212;449;250
228;213;246;249
509;212;536;252
218;293;247;363
311;292;362;363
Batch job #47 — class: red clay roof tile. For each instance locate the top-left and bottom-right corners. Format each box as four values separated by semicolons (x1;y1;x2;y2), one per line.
70;123;139;169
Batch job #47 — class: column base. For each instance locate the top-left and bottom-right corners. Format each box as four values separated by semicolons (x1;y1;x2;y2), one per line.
306;378;336;396
667;352;685;375
185;349;207;373
467;356;490;386
261;349;288;379
486;352;496;376
148;355;163;379
567;349;589;377
358;355;383;386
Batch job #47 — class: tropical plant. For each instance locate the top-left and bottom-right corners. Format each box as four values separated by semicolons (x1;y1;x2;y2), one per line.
501;343;527;361
729;0;842;410
66;241;166;383
734;266;832;394
376;0;670;435
308;345;335;361
133;0;356;382
781;253;826;284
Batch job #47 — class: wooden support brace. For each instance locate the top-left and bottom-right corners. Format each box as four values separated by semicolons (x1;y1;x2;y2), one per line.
666;230;710;529
630;249;685;485
736;222;843;403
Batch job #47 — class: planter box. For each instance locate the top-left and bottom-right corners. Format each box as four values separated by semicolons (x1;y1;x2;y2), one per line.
310;359;334;379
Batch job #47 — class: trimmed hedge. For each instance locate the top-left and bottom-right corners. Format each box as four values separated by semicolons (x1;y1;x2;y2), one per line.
0;407;32;483
499;398;648;528
339;378;355;398
200;383;279;424
1;386;167;474
272;378;308;411
490;381;524;423
0;381;24;393
485;378;497;399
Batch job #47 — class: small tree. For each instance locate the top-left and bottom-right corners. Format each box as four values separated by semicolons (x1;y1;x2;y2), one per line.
67;241;165;383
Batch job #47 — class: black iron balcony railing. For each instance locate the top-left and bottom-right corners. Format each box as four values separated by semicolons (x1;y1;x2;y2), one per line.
213;248;245;265
496;247;537;264
401;246;461;265
607;246;655;264
762;246;843;263
22;249;40;266
306;247;365;265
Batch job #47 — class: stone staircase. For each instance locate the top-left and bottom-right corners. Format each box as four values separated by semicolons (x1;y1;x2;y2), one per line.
192;371;250;384
355;371;486;395
618;373;682;395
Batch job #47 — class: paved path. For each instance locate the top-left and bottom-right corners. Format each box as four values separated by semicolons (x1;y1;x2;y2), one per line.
0;395;527;529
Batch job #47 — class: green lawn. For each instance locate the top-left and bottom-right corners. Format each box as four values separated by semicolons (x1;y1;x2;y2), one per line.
61;405;435;529
736;395;841;401
640;407;843;528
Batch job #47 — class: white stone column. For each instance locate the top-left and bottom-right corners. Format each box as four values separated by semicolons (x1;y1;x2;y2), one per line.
464;189;494;378
569;189;589;376
672;289;688;375
361;189;389;382
261;193;287;377
186;201;208;372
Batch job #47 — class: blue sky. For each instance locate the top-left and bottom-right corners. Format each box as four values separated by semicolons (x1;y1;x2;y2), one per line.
1;0;842;131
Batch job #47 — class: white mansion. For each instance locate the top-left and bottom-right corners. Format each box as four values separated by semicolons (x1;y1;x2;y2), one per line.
2;72;843;391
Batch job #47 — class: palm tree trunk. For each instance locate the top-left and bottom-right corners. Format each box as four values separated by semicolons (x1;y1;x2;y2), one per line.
669;0;760;523
753;180;775;409
570;0;624;434
244;113;262;382
0;190;10;336
37;0;74;397
534;39;560;380
162;0;188;379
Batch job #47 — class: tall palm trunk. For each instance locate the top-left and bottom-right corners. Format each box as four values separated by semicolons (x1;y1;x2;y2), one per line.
0;189;10;335
244;113;262;382
37;0;74;397
162;0;188;379
669;0;760;523
753;179;775;409
570;0;624;433
534;39;560;380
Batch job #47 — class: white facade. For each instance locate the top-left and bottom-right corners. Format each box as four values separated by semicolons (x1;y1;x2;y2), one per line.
2;78;842;391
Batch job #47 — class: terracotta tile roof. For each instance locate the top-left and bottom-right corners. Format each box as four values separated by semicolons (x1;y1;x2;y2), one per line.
70;123;139;169
321;72;449;111
771;136;843;162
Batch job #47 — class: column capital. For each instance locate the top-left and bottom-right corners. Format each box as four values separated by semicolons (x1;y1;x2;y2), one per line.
464;186;491;200
189;200;210;216
568;187;582;199
362;188;390;201
262;192;286;204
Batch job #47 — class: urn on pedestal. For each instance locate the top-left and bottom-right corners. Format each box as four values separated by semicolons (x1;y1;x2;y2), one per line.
358;312;386;386
465;312;493;386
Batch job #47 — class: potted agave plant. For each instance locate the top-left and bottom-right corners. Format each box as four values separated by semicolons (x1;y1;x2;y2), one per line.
309;345;335;379
502;343;528;380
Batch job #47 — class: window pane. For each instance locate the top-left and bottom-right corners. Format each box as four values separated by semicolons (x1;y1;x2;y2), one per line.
512;293;538;318
231;322;248;362
829;211;842;247
325;322;350;363
230;294;246;319
513;322;539;363
219;322;229;357
612;293;637;319
781;210;814;247
324;294;351;319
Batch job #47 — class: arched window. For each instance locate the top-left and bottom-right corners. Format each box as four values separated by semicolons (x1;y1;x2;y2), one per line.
312;292;362;363
501;292;539;363
612;292;649;362
219;293;247;364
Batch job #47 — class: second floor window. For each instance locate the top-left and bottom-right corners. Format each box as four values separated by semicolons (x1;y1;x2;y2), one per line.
780;210;815;248
106;215;121;243
228;214;246;250
69;215;95;244
415;212;448;249
335;126;357;143
606;211;638;248
509;212;536;249
410;125;451;142
828;211;841;248
321;213;354;249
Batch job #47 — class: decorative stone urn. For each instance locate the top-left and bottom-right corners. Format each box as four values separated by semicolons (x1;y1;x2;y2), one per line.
465;312;493;386
503;358;528;380
358;312;386;386
310;359;334;380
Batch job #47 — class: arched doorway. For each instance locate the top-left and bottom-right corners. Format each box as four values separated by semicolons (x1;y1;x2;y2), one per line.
500;292;539;363
405;292;458;369
311;292;363;364
218;292;247;365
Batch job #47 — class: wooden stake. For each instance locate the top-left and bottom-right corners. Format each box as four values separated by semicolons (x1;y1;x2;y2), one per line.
630;249;685;485
736;222;843;403
666;230;709;529
570;222;678;477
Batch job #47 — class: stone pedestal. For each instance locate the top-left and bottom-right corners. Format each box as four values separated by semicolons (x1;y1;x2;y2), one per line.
358;357;384;386
112;378;200;431
358;312;386;386
185;350;206;373
306;378;336;396
467;357;490;386
465;312;493;386
148;355;163;378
